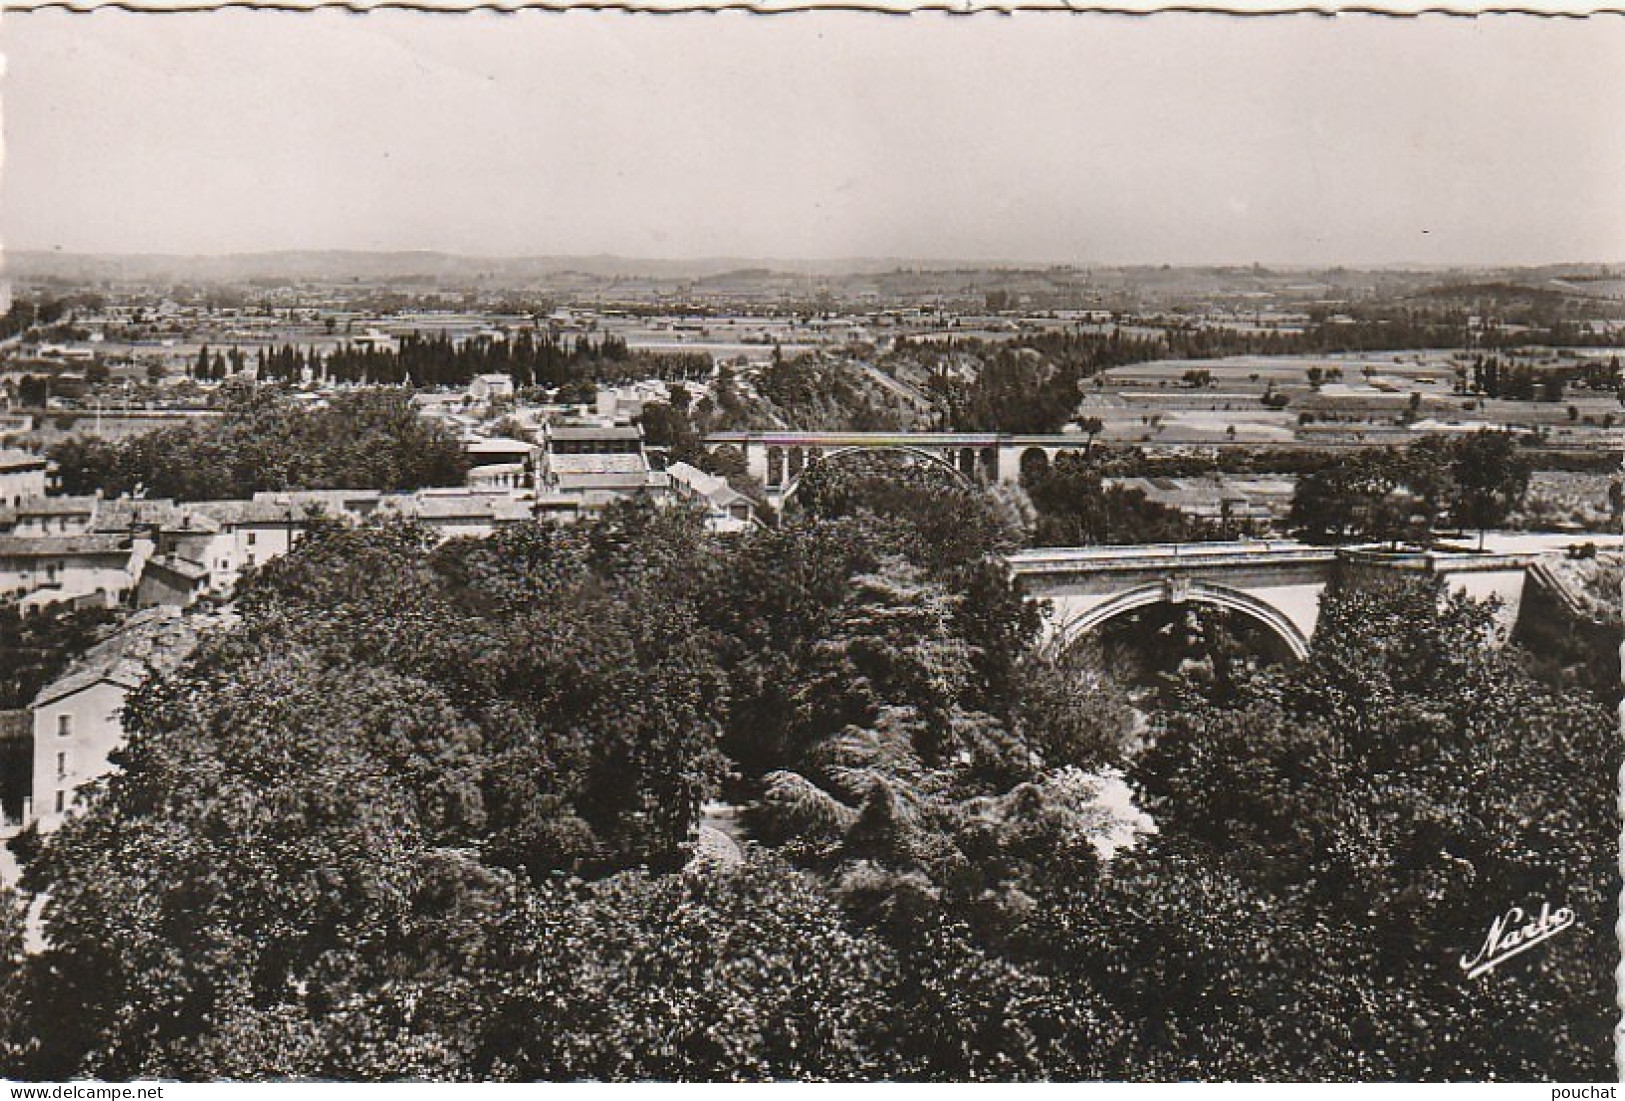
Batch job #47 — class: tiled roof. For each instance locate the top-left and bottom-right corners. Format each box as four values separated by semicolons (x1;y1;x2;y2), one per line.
546;424;642;443
143;554;211;581
93;500;222;535
32;605;232;708
0;534;132;558
464;437;537;456
378;495;498;521
666;462;752;509
371;493;529;522
0;449;47;472
552;471;659;491
7;496;98;517
191;500;306;526
252;489;384;510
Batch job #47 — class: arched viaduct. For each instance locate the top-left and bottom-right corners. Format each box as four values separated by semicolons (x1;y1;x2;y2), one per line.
703;431;1099;508
701;433;1561;660
1006;541;1540;661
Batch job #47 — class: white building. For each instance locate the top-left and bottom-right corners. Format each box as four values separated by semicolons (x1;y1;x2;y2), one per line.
351;328;399;354
0;450;48;510
0;533;147;608
1;496;99;537
468;373;516;404
536;424;664;520
26;606;221;832
665;462;759;533
462;436;538;485
190;499;312;583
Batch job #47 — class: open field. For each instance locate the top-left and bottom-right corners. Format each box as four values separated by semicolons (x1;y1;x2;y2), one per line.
1081;352;1623;452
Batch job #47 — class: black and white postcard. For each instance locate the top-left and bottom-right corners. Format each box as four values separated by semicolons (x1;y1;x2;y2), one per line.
0;6;1619;1085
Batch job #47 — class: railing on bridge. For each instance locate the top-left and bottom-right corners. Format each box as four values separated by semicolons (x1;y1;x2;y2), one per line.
1009;541;1540;571
1015;540;1319;558
705;431;1006;445
1007;540;1340;573
703;431;1091;446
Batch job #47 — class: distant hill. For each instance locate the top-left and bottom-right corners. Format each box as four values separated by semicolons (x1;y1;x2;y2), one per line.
5;251;1622;309
1413;279;1625;315
1;250;1017;287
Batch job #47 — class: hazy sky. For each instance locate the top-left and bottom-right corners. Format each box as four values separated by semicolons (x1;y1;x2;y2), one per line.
3;12;1623;265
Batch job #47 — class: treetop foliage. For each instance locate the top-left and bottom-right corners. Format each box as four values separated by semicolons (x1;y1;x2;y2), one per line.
50;387;469;501
1289;430;1532;544
0;466;1610;1081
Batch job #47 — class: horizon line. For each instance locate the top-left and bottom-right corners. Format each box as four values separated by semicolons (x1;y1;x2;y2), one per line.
6;247;1624;272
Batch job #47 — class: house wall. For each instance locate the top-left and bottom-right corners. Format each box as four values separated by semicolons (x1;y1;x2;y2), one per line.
9;511;96;537
0;465;47;510
136;566;205;609
196;520;304;588
30;680;128;833
162;529;239;594
0;551;140;604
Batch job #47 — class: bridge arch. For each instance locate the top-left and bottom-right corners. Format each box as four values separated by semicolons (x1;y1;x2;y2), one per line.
1019;447;1051;482
1054;578;1312;662
779;444;973;504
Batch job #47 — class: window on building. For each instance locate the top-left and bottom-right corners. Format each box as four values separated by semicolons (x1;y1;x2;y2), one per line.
58;714;72;737
247;532;257;546
54;790;65;813
56;752;66;779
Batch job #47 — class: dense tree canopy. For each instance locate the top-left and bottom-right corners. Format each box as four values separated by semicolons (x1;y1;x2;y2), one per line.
1022;453;1223;546
249;331;710;391
1289;432;1531;545
0;467;1611;1081
50;387;469;501
1125;578;1615;1078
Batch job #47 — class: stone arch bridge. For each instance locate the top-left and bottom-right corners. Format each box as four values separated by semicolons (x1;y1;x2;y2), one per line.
703;431;1098;508
1007;541;1540;661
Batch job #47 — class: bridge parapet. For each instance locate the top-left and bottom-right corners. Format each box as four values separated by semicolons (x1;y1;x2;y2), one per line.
1334;546;1535;573
1010;541;1337;576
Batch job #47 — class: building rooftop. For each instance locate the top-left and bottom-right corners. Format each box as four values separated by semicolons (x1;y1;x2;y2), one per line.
0;534;132;559
373;493;532;523
546;424;643;443
191;500;308;526
667;462;753;509
378;495;496;521
464;437;538;456
0;449;47;472
552;471;661;492
142;554;211;582
251;489;383;514
4;495;98;517
32;605;231;708
93;500;222;535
